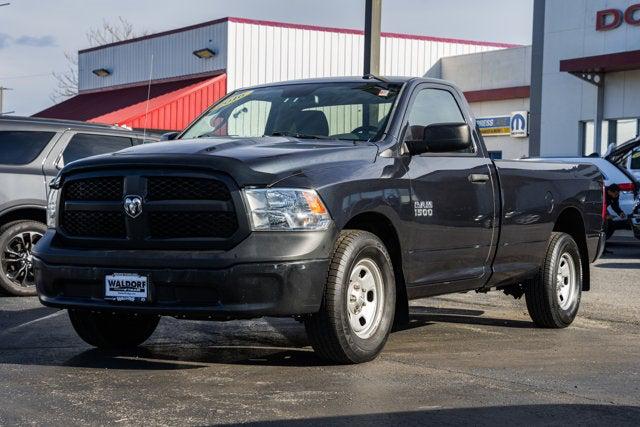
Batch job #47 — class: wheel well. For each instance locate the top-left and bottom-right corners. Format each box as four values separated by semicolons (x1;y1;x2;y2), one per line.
0;207;46;229
553;207;590;291
343;212;409;327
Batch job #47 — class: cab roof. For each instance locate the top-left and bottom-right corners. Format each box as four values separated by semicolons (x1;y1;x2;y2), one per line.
241;76;454;90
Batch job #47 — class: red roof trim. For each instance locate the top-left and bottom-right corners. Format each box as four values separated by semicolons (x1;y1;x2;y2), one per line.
464;86;530;103
89;74;227;131
79;16;519;54
560;49;640;74
78;70;226;94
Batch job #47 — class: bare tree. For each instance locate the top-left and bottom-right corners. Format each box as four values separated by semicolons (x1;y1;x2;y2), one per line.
51;17;147;103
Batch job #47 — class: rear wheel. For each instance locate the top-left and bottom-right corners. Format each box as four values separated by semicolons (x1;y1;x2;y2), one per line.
305;230;396;364
525;232;582;328
0;220;46;296
68;310;160;349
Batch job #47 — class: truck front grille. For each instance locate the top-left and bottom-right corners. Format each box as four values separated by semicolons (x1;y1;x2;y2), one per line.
58;172;243;248
64;177;123;201
147;177;231;201
148;212;238;239
62;211;126;238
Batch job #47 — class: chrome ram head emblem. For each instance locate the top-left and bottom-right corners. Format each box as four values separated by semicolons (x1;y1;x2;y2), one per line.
123;195;143;218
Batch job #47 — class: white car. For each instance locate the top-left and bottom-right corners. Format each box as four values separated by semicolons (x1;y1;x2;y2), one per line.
612;137;640;181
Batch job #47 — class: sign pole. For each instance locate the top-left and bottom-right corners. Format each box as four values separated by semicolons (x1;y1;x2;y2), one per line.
364;0;382;75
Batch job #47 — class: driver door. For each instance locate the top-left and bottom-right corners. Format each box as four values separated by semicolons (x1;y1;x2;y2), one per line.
403;84;497;288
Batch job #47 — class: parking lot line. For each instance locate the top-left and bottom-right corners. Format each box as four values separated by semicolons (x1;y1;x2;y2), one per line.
1;309;64;335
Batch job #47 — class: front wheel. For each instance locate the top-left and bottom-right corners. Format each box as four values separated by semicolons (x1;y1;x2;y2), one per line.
305;230;396;364
69;310;160;349
525;232;583;328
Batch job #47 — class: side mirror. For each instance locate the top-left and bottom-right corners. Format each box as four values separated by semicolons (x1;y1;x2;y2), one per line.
406;123;472;156
161;132;179;141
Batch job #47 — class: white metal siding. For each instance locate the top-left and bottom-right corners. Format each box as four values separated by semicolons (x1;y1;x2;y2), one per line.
78;22;228;92
77;18;506;94
226;21;501;91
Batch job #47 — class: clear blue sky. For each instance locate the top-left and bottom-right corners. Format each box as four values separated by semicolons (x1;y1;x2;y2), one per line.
0;0;534;115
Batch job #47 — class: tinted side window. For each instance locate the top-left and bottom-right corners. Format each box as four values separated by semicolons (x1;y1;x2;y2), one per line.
631;149;640;170
62;134;133;165
404;88;466;146
0;131;56;165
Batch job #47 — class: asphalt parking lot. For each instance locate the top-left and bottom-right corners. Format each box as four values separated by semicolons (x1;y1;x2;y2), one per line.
1;233;639;426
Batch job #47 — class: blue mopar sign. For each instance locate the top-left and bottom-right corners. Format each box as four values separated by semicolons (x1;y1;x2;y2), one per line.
510;111;529;138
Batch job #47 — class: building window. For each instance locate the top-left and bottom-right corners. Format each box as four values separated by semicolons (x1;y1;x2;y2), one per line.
582;118;639;156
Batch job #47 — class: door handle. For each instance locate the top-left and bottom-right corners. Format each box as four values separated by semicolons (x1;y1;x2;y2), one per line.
468;173;490;184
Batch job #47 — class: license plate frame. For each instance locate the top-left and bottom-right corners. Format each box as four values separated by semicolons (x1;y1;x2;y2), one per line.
104;273;149;303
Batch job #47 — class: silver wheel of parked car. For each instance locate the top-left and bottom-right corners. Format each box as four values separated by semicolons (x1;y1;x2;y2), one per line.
347;258;385;339
0;220;46;296
556;252;578;311
2;231;43;287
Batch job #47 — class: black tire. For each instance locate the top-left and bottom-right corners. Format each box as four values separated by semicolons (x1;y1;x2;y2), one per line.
68;310;160;349
305;230;396;364
0;220;46;296
525;232;583;328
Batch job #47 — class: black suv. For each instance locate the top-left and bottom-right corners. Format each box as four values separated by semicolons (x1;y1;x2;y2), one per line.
0;116;158;296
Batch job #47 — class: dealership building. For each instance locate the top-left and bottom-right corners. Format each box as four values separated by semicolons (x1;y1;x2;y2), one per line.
428;0;640;159
36;1;640;159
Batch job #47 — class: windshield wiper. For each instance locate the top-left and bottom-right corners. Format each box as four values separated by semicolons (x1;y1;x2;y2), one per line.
268;131;329;140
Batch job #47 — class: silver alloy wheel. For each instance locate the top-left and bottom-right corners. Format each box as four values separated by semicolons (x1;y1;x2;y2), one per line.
556;252;578;310
1;231;43;288
346;258;385;339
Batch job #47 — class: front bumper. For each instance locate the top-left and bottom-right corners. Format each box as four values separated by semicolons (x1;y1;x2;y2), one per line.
33;229;335;318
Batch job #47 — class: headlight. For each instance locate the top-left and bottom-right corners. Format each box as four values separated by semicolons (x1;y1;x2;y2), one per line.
46;188;59;228
243;188;331;231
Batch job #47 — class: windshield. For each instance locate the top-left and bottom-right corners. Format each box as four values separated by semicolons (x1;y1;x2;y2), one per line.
181;81;402;142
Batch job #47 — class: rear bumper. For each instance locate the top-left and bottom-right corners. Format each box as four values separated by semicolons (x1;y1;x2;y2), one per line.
33;228;335;318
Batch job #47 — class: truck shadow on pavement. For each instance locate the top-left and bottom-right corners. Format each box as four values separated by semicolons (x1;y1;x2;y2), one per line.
0;306;535;369
227;404;640;426
594;262;640;269
57;306;533;369
406;306;534;329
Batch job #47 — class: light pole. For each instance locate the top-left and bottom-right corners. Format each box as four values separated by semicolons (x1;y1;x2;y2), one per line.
0;87;13;115
1;3;13;115
363;0;382;76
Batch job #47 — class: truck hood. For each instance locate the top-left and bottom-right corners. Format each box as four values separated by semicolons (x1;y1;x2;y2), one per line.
59;136;379;187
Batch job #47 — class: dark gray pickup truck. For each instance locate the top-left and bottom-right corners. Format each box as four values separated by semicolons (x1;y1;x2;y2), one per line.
34;77;605;364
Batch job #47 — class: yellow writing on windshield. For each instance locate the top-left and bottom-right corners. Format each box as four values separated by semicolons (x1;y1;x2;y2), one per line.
211;90;254;111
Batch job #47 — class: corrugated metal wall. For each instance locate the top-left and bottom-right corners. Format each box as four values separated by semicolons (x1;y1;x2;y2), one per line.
78;18;508;93
78;22;228;92
226;20;501;91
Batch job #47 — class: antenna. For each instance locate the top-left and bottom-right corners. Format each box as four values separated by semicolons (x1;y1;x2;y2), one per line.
142;54;154;141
